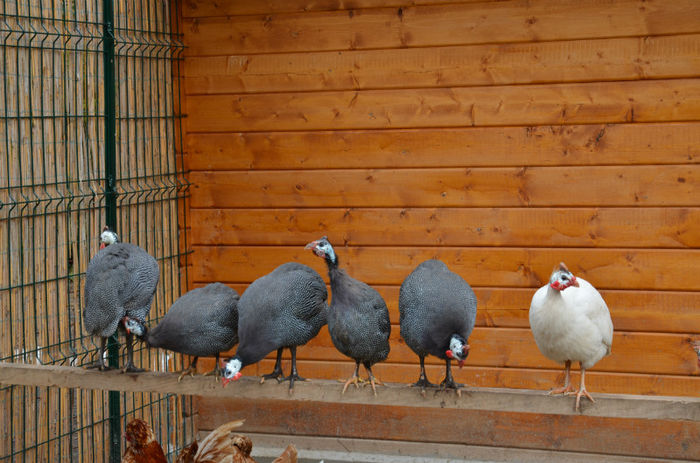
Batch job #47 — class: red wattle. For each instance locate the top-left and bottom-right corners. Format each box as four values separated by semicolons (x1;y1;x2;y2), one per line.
445;349;453;359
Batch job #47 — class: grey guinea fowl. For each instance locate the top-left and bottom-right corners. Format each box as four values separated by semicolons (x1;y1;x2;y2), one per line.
305;236;391;395
83;226;159;372
399;259;476;394
222;262;328;391
124;282;239;381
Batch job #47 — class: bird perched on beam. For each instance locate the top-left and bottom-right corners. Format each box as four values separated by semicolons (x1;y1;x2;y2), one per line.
84;226;159;372
306;236;390;395
529;262;613;411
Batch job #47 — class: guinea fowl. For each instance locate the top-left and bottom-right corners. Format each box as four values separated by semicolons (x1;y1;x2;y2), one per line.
84;227;159;372
222;262;328;391
305;236;390;395
124;282;239;381
529;262;614;411
399;259;476;395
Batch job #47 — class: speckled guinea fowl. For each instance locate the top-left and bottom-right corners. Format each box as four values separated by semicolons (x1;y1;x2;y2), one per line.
306;236;391;395
222;262;328;391
124;282;239;381
399;259;476;394
83;227;159;372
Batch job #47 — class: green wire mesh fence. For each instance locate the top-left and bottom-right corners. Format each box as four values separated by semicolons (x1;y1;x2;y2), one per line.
0;0;192;461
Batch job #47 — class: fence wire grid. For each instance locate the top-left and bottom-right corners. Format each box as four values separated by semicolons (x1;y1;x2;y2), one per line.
0;0;192;460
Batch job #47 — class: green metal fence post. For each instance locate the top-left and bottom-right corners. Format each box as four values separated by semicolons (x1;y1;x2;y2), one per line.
103;0;121;461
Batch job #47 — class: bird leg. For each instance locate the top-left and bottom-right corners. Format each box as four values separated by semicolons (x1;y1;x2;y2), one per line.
260;348;284;384
279;346;307;392
123;331;146;373
574;363;595;411
439;359;464;396
363;364;383;396
549;360;575;395
202;354;223;380
341;362;362;394
86;337;113;370
411;356;438;396
177;356;199;382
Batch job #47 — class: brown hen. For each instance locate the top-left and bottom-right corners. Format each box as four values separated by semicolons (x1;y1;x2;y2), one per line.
122;419;168;463
176;419;297;463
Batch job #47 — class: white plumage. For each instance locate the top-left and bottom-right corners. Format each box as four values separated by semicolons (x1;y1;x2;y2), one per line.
529;262;613;410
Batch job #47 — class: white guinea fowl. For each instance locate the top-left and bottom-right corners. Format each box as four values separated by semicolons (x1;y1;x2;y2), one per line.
529;262;613;411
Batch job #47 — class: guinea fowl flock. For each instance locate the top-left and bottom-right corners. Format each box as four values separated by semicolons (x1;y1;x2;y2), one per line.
85;228;614;418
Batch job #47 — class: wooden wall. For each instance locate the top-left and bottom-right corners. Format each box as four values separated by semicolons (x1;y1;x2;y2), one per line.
180;0;700;398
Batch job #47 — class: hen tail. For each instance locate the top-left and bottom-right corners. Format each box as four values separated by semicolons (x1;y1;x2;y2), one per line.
194;419;245;460
272;444;298;463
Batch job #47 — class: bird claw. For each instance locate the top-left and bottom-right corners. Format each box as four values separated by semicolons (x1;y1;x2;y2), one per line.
574;388;595;411
341;375;362;394
123;364;146;374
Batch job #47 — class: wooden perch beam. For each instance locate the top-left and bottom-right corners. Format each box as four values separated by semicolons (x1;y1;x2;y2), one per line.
1;362;698;421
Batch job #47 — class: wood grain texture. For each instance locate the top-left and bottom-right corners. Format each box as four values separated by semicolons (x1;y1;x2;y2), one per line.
213;358;700;398
185;123;700;170
189;207;700;248
219;283;700;334
182;0;488;18
185;79;700;132
183;0;700;55
185;34;700;94
188;165;699;208
190;245;700;291
179;0;700;403
209;324;696;376
197;397;700;459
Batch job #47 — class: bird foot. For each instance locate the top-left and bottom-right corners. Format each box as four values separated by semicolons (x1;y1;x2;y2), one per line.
341;375;363;394
85;362;113;371
575;388;595;411
548;384;576;396
411;377;438;397
365;375;384;396
260;368;284;384
177;365;198;382
203;366;222;381
122;363;146;374
439;378;464;397
279;373;306;393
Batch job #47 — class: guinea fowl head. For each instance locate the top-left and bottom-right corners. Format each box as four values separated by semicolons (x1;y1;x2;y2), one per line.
123;316;147;339
99;226;119;249
548;262;579;291
305;236;337;266
221;357;243;387
445;334;469;368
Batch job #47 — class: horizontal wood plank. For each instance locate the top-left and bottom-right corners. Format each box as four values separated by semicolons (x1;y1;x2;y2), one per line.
183;0;700;55
218;283;700;334
185;122;700;170
185;34;700;94
197;396;700;459
210;325;697;376
189;207;700;248
199;358;700;398
185;79;700;132
182;0;487;18
188;165;699;208
190;245;700;291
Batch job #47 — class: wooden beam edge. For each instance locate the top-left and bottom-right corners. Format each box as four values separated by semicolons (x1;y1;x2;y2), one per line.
1;362;698;421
